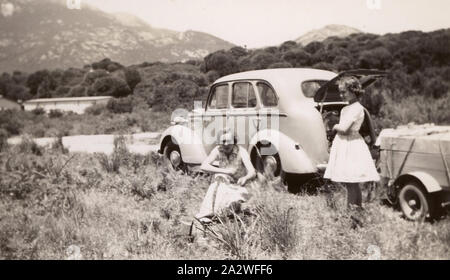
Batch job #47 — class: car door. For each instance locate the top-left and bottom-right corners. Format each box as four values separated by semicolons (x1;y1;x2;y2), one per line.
202;83;230;154
255;81;280;132
313;69;388;107
227;81;259;149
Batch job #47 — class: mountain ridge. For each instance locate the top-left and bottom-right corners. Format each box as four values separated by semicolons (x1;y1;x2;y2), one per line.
0;0;235;72
295;24;362;46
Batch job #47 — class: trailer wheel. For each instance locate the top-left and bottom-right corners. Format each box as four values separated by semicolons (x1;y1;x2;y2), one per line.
398;182;433;221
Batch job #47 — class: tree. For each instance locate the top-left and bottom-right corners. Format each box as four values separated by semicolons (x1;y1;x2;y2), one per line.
268;62;293;68
333;55;354;71
124;68;142;92
36;75;57;98
425;77;448;99
26;70;50;96
203;51;239;76
92;76;131;97
282;50;311;67
279;41;297;52
304;41;324;54
83;69;109;85
92;58;124;72
229;46;248;59
358;47;393;69
106;97;133;114
312;62;337;72
250;52;278;69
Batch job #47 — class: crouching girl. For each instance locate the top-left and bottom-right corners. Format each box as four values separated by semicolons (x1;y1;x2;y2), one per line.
195;131;256;223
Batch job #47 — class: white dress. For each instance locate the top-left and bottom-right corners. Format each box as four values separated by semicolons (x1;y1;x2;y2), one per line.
324;102;380;183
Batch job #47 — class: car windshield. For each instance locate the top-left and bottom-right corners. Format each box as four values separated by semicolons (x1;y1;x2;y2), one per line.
301;80;328;98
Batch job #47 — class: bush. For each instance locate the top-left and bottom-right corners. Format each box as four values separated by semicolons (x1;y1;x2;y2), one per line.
268;62;293;69
92;76;131;98
282;50;311;67
49;109;63;118
425;77;449;98
95;135;130;173
124;68;142;91
67;85;88;97
32;107;46;116
83;69;109;85
16;135;42;156
85;103;106;115
0;109;23;135
0;128;8;151
250;52;278;69
203;51;239;76
106;98;133;114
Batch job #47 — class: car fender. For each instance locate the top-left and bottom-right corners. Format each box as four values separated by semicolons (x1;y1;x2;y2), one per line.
159;125;207;164
249;129;316;174
395;171;442;193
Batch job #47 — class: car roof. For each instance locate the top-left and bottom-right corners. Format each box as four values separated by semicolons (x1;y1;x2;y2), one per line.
213;68;337;109
214;68;337;85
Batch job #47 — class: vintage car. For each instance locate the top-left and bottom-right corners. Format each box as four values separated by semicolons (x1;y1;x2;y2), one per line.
158;68;386;190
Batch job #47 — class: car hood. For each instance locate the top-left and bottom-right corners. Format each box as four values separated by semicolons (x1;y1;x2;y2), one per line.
314;69;387;103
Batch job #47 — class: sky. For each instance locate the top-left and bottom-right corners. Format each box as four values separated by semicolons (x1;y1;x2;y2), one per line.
84;0;450;48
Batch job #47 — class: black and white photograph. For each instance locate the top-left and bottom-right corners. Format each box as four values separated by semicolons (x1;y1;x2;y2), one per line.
0;0;449;261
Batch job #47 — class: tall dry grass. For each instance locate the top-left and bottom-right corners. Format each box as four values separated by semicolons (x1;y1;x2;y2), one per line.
0;141;449;259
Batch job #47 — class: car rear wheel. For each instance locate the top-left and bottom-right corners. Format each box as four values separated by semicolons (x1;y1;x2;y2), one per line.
163;142;185;172
398;182;433;221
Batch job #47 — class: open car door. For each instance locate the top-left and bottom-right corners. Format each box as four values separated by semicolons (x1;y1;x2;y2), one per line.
314;69;388;107
315;69;388;147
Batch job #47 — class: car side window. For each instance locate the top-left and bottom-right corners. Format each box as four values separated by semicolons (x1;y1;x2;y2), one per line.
208;84;229;109
301;80;327;98
256;82;278;107
232;82;257;108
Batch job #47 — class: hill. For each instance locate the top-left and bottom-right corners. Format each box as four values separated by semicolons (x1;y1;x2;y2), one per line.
295;24;362;46
0;0;234;72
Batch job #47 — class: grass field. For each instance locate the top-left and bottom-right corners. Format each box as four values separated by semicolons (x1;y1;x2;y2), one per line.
0;137;449;260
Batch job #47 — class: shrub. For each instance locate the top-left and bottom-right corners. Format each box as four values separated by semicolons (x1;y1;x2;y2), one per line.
0;128;8;151
0;109;23;135
203;51;239;76
32;107;46;116
124;67;142;91
16;135;42;156
253;194;298;257
206;70;220;83
250;52;278;69
92;76;131;98
26;70;50;96
85;103;106;115
268;62;293;69
106;98;133;114
83;69;109;85
282;50;311;67
96;135;130;173
425;77;448;98
67;85;88;97
49;109;63;118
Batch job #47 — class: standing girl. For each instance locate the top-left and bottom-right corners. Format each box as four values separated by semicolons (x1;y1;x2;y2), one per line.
324;76;380;208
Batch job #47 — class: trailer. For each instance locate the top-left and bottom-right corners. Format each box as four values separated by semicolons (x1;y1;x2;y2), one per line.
377;124;450;221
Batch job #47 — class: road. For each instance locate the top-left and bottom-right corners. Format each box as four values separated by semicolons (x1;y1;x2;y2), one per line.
7;132;161;155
